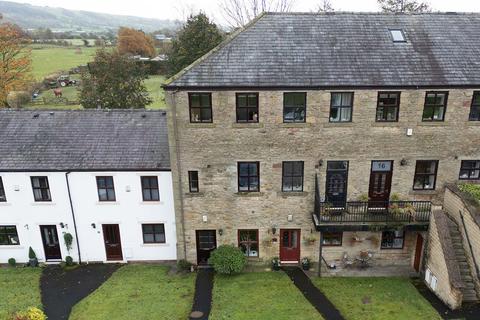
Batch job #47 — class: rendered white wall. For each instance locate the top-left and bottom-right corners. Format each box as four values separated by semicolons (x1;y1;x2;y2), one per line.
0;171;177;264
0;172;79;263
65;171;176;262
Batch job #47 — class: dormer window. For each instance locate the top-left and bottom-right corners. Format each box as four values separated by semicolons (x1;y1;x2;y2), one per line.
390;29;406;42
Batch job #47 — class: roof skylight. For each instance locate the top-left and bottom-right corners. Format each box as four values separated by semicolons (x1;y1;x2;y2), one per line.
390;29;406;42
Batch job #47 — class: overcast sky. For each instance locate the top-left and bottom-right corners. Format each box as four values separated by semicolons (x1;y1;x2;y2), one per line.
9;0;480;24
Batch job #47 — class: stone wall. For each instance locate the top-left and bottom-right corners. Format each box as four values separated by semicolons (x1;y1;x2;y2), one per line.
425;211;463;309
166;89;480;262
443;185;480;294
322;231;419;268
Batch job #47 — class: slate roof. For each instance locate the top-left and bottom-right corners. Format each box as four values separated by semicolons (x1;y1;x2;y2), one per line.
0;110;170;171
165;12;480;89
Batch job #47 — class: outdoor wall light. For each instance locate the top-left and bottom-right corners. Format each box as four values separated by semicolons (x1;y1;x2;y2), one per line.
202;215;208;223
91;223;96;229
318;159;324;167
24;224;29;230
14;185;20;191
60;222;65;228
218;229;223;236
400;158;408;166
287;214;293;222
272;227;277;235
125;185;131;192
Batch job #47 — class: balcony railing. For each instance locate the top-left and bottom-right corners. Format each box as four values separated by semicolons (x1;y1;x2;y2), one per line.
313;175;431;225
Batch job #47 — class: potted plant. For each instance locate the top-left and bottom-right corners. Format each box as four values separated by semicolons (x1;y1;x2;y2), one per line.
271;257;280;271
28;247;38;267
389;203;403;215
390;193;402;201
404;203;417;221
357;193;369;202
304;234;317;245
301;257;311;271
320;202;332;221
63;232;73;254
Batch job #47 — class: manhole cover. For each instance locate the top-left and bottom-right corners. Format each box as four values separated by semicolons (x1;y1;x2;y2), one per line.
190;311;204;318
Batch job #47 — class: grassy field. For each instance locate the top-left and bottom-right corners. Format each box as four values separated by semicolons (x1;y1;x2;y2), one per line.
313;277;441;320
30;46;97;79
144;75;166;109
27;45;166;110
69;265;195;320
210;272;323;320
0;267;43;319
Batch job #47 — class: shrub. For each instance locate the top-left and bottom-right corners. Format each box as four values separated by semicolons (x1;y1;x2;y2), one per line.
6;91;30;108
177;259;193;271
63;233;73;253
209;245;246;275
14;307;46;320
8;258;16;267
458;183;480;204
65;256;74;266
28;247;37;259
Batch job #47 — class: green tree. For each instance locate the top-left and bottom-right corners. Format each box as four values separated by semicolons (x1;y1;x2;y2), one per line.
80;49;151;109
378;0;431;13
168;13;224;76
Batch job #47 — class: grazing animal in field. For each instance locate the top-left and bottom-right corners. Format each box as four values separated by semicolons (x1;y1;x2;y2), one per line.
53;89;62;97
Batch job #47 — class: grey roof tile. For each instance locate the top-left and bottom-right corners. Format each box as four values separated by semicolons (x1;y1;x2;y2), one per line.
166;12;480;88
0;110;170;171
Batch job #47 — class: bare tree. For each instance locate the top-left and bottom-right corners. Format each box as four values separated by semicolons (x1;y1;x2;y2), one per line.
378;0;431;13
220;0;295;28
316;0;334;13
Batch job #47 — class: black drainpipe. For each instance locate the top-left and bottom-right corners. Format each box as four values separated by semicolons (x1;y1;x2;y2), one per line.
65;172;82;264
318;231;323;277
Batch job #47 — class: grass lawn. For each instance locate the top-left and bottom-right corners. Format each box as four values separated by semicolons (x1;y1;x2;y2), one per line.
210;272;323;320
144;75;167;109
0;267;43;319
30;46;98;79
313;277;441;320
69;265;195;320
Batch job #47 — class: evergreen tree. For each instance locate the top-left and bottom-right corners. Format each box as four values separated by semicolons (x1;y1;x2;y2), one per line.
168;13;224;76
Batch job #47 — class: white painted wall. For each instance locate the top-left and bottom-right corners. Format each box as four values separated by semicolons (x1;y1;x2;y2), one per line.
0;172;79;263
0;171;177;264
68;171;177;263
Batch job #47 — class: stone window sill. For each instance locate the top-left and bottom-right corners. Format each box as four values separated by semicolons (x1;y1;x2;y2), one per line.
141;243;170;247
466;121;480;126
416;122;447;126
278;123;310;128
185;192;205;197
409;190;438;195
232;122;264;128
96;201;120;205
31;202;56;206
139;201;164;205
235;192;265;197
185;123;216;128
322;122;355;127
277;191;308;197
370;122;401;127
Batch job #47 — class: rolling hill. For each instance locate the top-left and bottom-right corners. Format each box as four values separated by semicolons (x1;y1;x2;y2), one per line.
0;1;180;32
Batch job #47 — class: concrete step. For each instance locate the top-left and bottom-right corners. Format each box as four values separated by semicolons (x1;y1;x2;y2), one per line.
462;275;473;282
463;282;476;289
463;293;479;302
460;270;472;276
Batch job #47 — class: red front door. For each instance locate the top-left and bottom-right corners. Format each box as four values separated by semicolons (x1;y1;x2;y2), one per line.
280;229;300;262
414;234;424;272
102;224;123;261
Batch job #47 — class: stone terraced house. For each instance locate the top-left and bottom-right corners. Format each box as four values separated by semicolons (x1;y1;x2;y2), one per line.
164;12;480;307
